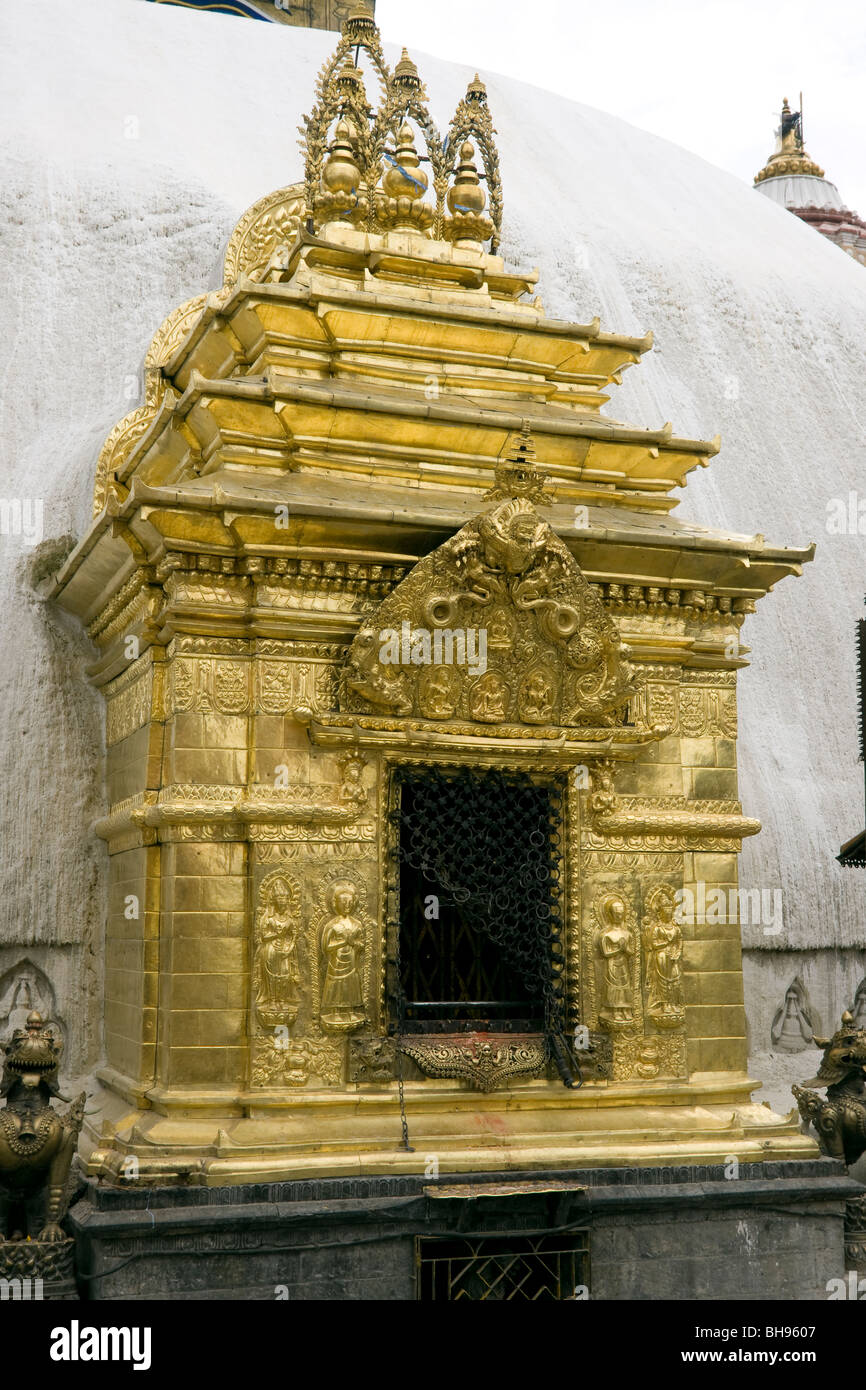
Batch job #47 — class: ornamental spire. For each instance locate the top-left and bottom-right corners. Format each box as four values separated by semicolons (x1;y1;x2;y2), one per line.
298;9;503;246
484;421;554;505
754;96;825;185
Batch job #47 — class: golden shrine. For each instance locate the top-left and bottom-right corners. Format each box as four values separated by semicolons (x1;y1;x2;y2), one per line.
51;6;819;1186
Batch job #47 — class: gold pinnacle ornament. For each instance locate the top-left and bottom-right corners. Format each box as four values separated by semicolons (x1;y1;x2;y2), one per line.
754;96;825;184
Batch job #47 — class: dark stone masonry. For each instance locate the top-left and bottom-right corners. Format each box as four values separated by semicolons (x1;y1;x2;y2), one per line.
68;1159;861;1301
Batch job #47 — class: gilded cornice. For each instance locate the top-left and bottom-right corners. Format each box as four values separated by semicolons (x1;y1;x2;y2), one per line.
52;471;815;667
593;805;760;840
297;708;663;766
94;773;369;848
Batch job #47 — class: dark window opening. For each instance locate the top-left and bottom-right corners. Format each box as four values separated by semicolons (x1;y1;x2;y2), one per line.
391;765;565;1038
417;1233;590;1301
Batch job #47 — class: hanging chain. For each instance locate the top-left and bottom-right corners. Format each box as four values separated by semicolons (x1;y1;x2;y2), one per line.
394;927;413;1153
389;777;414;1152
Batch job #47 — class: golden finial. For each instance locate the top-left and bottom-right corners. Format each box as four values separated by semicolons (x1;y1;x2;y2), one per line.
377;121;432;232
299;16;502;245
343;2;377;41
382;122;428;201
394;48;421;91
466;73;488;104
447;139;486;216
511;420;537;465
317;116;366;227
444;70;502;248
322;118;360;195
483;422;554;505
444;139;493;247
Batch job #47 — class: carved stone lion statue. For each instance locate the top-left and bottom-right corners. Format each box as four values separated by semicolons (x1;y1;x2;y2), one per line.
793;1011;866;1167
0;1012;84;1241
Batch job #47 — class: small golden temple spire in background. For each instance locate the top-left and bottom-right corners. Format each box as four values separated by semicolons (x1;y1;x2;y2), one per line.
754;96;825;184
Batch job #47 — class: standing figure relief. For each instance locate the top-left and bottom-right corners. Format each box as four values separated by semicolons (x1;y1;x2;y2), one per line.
254;873;302;1028
643;885;685;1028
319;879;367;1032
597;894;636;1031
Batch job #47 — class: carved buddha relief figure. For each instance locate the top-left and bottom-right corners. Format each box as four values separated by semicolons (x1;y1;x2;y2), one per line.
319;880;366;1031
518;666;558;723
486;606;513;651
254;874;302;1027
418;664;461;720
598;894;636;1030
643;885;685;1028
468;670;510;722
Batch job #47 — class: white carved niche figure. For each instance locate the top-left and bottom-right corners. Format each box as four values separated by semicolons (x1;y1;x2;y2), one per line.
770;977;815;1052
0;961;63;1050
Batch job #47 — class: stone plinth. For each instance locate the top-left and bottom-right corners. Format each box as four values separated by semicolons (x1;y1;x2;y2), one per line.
69;1161;860;1301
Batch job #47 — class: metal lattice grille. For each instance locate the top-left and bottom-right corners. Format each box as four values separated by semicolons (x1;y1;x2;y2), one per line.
389;765;576;1083
398;874;537;1025
417;1234;589;1301
391;766;565;1031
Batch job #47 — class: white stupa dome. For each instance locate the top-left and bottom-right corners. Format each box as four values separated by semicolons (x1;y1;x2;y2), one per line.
757;173;846;212
2;0;865;1085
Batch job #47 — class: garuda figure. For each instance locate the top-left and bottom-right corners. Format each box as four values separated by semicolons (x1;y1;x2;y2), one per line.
793;1011;866;1167
0;1012;84;1241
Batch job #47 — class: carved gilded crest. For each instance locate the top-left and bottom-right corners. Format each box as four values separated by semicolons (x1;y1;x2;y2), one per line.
343;497;634;729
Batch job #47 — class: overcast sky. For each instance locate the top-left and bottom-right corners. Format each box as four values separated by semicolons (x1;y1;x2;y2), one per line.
376;0;866;217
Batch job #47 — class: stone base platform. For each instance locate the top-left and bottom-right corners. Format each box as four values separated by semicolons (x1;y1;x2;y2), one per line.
68;1159;862;1301
84;1070;818;1185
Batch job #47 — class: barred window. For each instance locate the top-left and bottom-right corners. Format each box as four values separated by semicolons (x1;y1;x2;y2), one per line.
417;1233;589;1301
391;765;566;1040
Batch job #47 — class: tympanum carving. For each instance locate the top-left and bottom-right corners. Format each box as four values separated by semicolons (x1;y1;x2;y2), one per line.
343;497;634;729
